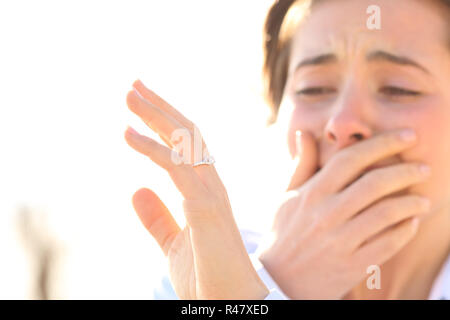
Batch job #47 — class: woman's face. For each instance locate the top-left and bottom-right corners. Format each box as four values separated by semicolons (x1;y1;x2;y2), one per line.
279;0;450;214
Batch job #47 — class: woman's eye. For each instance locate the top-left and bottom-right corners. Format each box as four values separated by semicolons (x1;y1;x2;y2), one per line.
295;87;336;96
379;86;421;96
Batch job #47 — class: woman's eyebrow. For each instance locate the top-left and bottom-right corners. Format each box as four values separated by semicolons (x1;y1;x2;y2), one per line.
292;53;337;74
292;50;431;75
367;50;431;75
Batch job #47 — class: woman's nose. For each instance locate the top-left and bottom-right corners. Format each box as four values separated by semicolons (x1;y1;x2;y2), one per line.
324;107;372;149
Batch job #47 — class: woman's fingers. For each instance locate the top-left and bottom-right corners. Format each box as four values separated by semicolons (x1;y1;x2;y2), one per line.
312;128;419;196
131;80;209;162
333;162;431;223
125;126;178;170
128;80;226;194
352;216;420;269
127;90;183;149
129;80;208;163
339;194;430;251
132;188;181;256
125;127;221;228
132;79;194;129
287;130;319;191
124;126;209;199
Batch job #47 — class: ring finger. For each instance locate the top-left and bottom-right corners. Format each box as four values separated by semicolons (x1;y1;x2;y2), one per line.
124;126;208;199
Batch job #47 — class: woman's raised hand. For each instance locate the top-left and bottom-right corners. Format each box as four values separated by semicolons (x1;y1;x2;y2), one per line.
258;129;431;299
124;80;269;299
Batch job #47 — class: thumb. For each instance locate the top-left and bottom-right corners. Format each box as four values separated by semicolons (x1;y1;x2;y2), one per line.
286;130;319;191
132;188;181;256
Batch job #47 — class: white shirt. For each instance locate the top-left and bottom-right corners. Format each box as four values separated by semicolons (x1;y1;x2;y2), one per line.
153;229;450;300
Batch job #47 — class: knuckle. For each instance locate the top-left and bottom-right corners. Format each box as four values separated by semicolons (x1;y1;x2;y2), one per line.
403;163;422;178
375;195;425;222
359;172;383;194
407;195;429;211
323;194;344;220
300;187;314;205
300;184;324;208
311;214;331;234
301;190;317;209
168;161;190;173
183;198;218;223
375;202;394;221
177;161;192;170
334;149;358;170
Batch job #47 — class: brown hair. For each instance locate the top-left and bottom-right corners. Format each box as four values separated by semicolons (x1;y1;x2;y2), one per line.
262;0;450;125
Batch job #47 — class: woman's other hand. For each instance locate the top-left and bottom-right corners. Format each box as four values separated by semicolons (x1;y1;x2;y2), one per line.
258;129;431;299
124;80;269;300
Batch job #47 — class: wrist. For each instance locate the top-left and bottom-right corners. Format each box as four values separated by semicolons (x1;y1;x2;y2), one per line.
258;248;287;294
245;267;271;299
228;278;269;300
251;282;270;300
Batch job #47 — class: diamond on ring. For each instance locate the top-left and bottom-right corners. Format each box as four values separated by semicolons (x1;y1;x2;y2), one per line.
192;155;215;167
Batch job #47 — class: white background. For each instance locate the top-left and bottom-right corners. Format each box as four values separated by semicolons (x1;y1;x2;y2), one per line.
0;0;295;298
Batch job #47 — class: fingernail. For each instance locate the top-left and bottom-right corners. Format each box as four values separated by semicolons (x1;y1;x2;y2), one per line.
126;126;139;136
134;79;147;92
133;86;144;100
399;129;416;141
133;79;142;88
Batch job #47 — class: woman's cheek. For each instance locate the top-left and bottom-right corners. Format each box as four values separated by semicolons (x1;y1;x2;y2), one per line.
399;101;450;213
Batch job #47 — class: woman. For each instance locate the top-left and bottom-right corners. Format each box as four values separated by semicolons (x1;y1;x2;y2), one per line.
124;0;450;299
